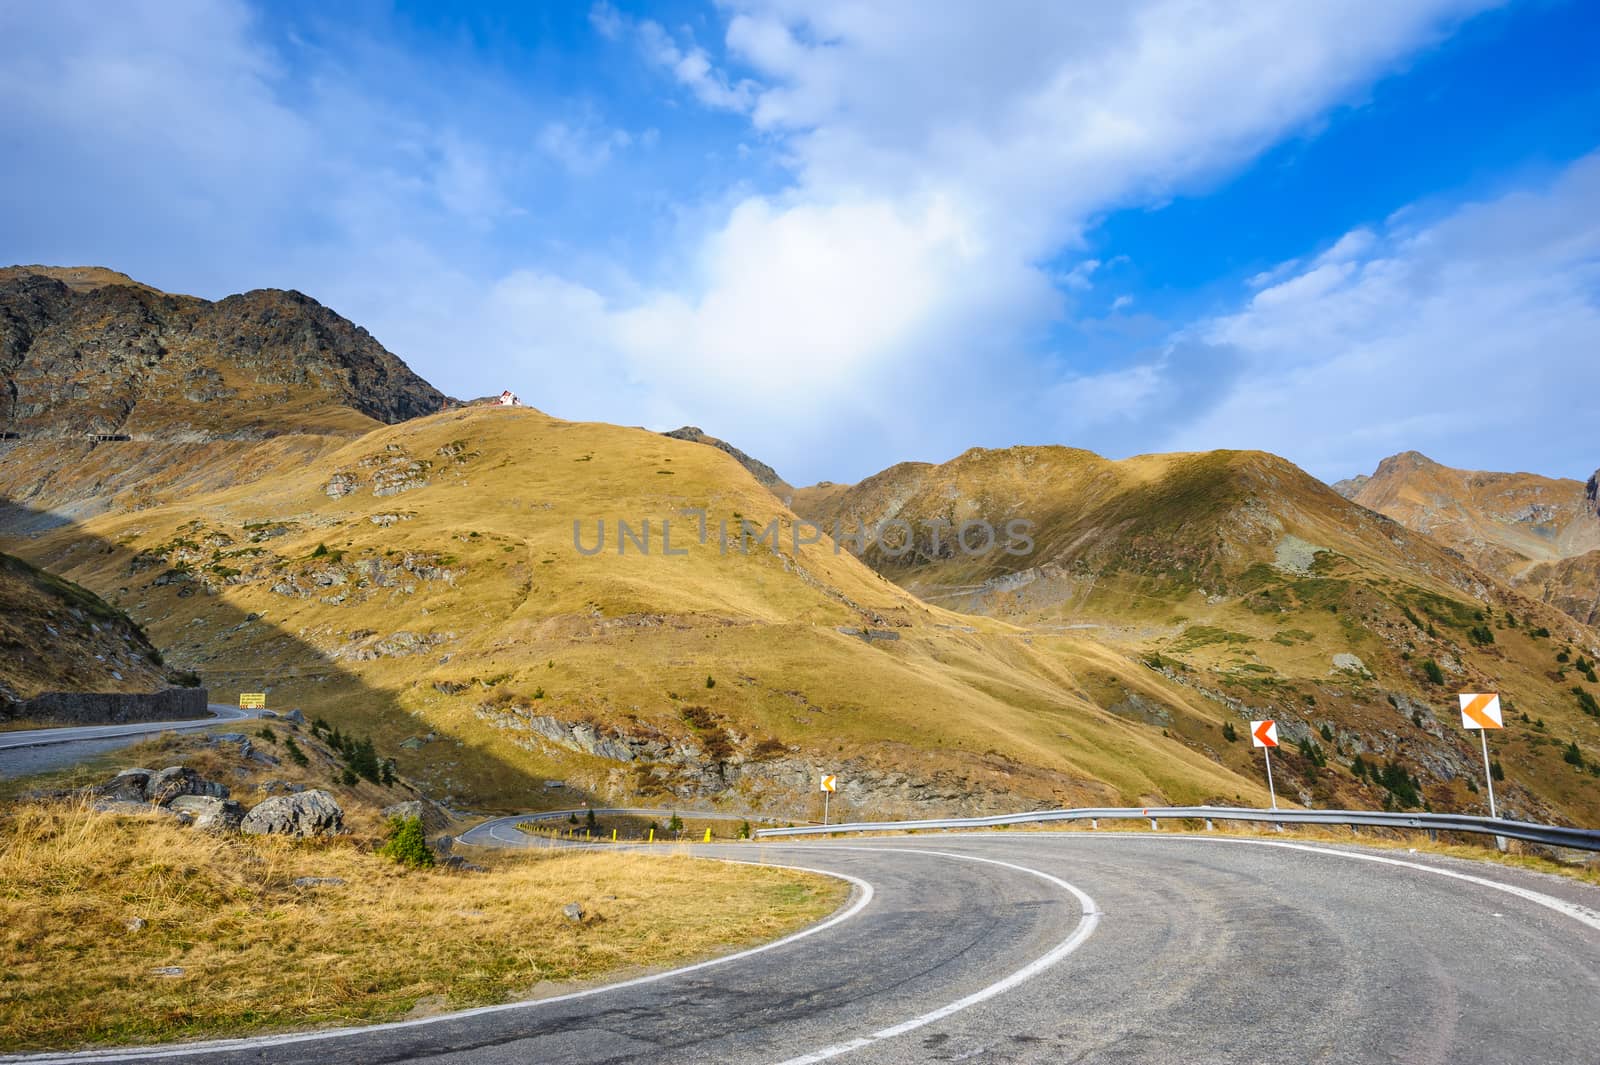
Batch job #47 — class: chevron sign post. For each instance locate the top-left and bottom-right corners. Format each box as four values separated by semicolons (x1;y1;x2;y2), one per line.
1460;693;1504;820
820;774;837;826
1250;720;1279;810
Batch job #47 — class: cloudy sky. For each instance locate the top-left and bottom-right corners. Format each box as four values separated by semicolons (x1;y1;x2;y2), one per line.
3;1;1598;486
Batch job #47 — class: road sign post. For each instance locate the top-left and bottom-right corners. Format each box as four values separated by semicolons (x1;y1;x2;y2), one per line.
1250;720;1279;810
1459;694;1506;849
820;774;837;825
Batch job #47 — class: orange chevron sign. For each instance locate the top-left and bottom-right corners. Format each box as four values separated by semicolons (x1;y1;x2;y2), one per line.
1459;692;1504;730
1250;720;1278;748
819;774;837;793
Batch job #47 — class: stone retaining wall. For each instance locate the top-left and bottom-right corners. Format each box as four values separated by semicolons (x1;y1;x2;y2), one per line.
1;687;209;725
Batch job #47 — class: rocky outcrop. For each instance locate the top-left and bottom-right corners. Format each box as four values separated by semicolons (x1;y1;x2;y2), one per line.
474;706;1085;817
240;790;344;838
662;426;793;502
146;766;229;805
168;795;245;831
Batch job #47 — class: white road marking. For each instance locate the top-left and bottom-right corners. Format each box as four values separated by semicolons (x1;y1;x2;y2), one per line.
0;860;875;1064
767;847;1101;1065
1180;835;1600;933
953;831;1600;933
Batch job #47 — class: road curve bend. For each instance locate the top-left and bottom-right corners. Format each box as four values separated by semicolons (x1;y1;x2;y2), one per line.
3;833;1597;1064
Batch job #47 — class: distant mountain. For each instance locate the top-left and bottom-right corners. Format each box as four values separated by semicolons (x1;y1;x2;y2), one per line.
0;550;182;710
1339;451;1600;624
0;267;450;531
794;444;1600;825
661;426;793;503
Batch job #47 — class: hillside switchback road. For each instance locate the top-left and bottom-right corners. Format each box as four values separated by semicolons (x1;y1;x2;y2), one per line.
0;705;257;777
6;831;1599;1064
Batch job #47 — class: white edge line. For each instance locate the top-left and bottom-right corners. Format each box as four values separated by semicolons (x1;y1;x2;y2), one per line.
766;847;1101;1065
0;858;875;1064
1163;834;1600;932
908;830;1600;934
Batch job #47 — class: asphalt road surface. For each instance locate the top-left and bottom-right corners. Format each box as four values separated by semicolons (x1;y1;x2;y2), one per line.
8;829;1598;1065
0;705;257;777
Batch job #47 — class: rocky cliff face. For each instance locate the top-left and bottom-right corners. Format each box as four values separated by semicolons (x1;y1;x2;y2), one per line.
0;268;447;438
0;267;451;531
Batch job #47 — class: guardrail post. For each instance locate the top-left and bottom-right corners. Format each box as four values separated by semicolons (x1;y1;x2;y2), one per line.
1149;817;1158;831
1205;818;1214;832
1090;819;1097;830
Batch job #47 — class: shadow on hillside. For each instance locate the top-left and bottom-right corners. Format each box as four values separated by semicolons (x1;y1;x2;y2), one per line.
0;501;592;815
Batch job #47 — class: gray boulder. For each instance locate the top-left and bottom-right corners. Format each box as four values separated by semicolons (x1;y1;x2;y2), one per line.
94;768;154;803
147;766;229;806
381;799;448;833
168;795;245;832
241;790;344;838
284;709;306;725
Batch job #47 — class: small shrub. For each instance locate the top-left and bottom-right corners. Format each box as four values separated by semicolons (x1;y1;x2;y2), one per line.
311;543;330;558
1221;721;1238;743
1467;624;1495;647
533;687;546;700
1319;723;1334;742
1421;659;1445;686
283;736;309;767
668;813;684;834
1564;742;1585;767
379;816;435;868
1490;759;1505;782
738;820;752;839
1530;626;1551;638
705;675;716;689
256;726;277;743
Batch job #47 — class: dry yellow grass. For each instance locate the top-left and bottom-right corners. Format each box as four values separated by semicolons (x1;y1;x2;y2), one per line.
0;802;845;1051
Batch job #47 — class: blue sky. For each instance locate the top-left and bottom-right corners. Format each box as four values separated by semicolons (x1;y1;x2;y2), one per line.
3;1;1599;487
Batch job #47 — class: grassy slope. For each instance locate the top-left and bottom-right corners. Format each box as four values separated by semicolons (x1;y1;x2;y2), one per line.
5;408;1273;814
0;800;841;1050
793;445;1600;824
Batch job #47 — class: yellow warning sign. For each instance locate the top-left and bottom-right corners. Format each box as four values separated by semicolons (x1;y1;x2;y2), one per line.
239;693;267;710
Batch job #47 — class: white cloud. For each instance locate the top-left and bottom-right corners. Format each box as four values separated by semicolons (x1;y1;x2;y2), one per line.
616;11;759;113
549;0;1495;480
1162;151;1600;480
536;119;633;175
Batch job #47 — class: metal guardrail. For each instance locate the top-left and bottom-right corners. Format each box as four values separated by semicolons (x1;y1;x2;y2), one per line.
754;805;1600;852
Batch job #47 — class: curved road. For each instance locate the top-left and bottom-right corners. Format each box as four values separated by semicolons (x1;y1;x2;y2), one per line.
0;705;257;777
5;832;1598;1064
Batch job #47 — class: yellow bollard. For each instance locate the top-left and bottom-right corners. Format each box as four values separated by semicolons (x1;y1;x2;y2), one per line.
703;827;712;843
612;828;617;842
648;827;654;843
